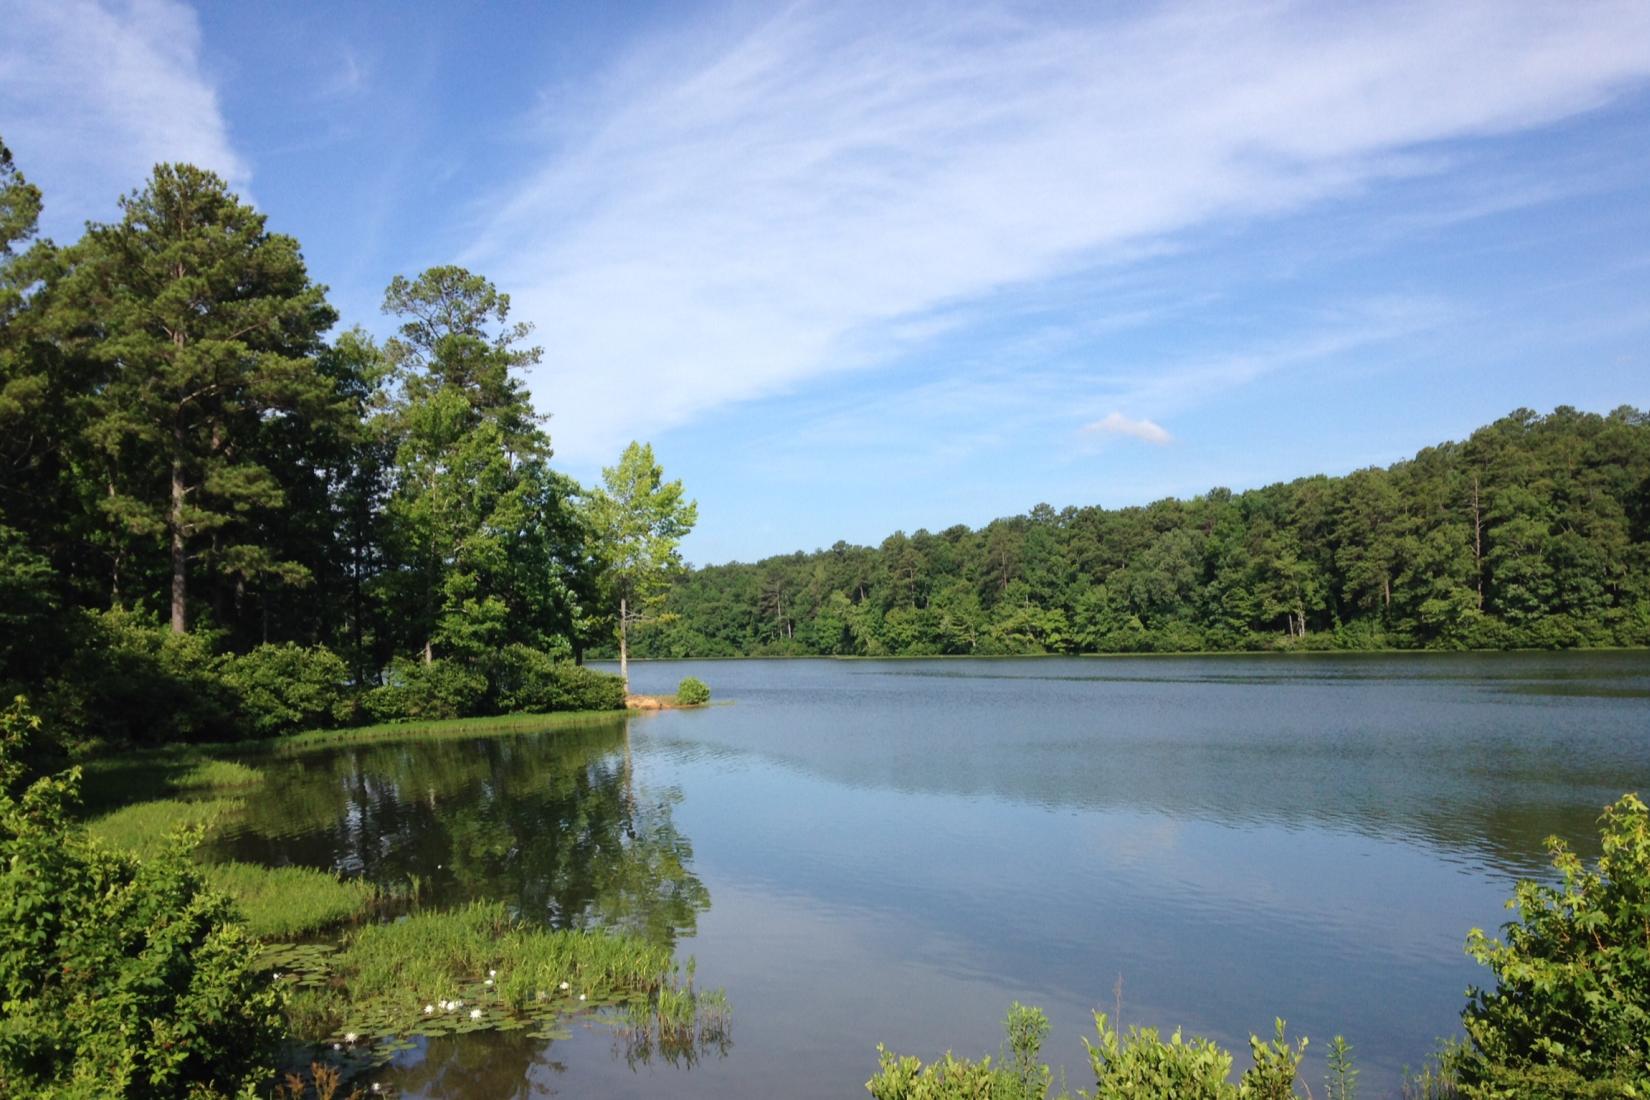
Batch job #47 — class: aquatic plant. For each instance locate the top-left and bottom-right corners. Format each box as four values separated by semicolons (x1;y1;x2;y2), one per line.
204;861;378;939
269;901;719;1046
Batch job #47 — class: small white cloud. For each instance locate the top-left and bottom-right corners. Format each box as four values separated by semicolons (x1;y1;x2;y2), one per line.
464;0;1650;462
1085;412;1172;446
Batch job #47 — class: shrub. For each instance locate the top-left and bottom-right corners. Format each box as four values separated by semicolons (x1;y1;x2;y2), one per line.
361;656;488;722
217;642;352;736
867;1003;1053;1100
41;608;238;747
490;644;627;713
1084;1012;1237;1099
1457;793;1650;1097
0;699;281;1097
675;676;711;706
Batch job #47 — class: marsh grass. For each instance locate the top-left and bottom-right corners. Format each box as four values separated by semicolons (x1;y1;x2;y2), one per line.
271;901;719;1046
206;862;379;940
87;798;379;937
86;797;242;858
265;709;629;757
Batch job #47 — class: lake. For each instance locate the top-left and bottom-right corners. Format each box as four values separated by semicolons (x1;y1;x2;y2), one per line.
209;652;1650;1097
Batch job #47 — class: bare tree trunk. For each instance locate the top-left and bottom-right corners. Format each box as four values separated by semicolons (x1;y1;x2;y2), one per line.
619;595;630;693
169;442;188;634
423;638;433;664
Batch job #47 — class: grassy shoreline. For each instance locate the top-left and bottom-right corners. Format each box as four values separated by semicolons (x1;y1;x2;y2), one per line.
79;706;633;941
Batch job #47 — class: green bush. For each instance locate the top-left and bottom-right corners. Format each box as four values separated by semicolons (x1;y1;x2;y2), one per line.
216;642;352;736
867;1003;1053;1100
490;644;627;713
1457;793;1650;1097
362;656;488;721
41;609;238;747
0;699;281;1098
675;675;711;706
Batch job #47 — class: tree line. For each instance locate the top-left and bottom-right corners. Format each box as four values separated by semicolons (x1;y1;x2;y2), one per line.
636;406;1650;658
0;142;693;758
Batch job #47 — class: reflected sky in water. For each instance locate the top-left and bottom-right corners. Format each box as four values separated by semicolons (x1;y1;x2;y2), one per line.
222;652;1650;1097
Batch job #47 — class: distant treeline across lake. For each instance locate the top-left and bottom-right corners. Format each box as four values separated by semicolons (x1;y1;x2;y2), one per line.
634;406;1650;657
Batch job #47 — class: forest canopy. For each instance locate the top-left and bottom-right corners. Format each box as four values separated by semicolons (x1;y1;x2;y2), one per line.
0;146;679;759
634;406;1650;659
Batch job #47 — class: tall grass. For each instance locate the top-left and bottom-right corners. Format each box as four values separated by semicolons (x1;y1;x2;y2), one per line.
86;797;242;858
204;862;378;940
280;901;720;1044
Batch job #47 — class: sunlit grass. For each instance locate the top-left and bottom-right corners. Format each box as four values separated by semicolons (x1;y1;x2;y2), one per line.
87;797;242;859
204;862;378;940
265;709;629;756
87;798;377;937
275;901;724;1043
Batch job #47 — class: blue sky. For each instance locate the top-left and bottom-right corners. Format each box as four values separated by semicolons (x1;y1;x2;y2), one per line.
3;0;1648;565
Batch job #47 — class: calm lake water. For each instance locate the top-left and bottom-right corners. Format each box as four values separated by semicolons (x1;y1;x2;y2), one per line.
210;653;1650;1098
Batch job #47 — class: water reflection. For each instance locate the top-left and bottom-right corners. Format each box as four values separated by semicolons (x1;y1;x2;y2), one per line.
210;720;710;946
619;652;1650;878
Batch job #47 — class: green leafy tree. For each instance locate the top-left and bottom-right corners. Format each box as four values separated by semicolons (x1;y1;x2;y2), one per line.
584;442;697;691
56;164;337;632
377;267;590;673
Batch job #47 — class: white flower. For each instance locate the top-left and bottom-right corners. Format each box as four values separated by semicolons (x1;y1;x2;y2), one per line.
488;969;497;978
344;1032;358;1044
451;1000;462;1009
424;1004;434;1014
484;978;493;986
559;981;569;991
332;1043;341;1051
272;972;282;980
577;993;586;1002
469;1008;482;1020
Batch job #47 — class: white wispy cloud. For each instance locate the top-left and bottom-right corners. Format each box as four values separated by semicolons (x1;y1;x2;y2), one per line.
1085;413;1173;446
0;0;246;236
464;0;1650;463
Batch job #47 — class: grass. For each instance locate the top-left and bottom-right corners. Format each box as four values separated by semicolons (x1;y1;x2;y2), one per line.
262;708;628;756
87;797;243;859
204;862;379;940
76;708;634;946
275;901;721;1044
86;797;379;938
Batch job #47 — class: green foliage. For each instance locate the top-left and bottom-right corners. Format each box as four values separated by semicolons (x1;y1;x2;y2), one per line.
362;656;487;721
280;900;694;1042
87;797;242;860
1457;793;1650;1097
636;407;1650;659
0;699;281;1098
490;644;627;713
1083;1011;1237;1099
42;609;238;747
675;675;711;706
1325;1035;1359;1100
1242;1019;1309;1099
867;1003;1056;1100
202;862;377;940
583;441;698;686
217;642;353;736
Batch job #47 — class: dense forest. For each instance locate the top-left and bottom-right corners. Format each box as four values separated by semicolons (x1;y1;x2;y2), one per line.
635;407;1650;658
0;142;699;760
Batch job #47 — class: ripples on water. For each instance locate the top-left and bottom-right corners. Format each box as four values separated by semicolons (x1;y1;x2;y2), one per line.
211;652;1650;1098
